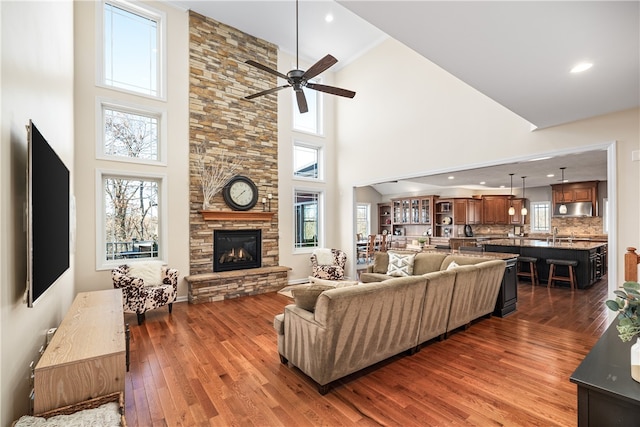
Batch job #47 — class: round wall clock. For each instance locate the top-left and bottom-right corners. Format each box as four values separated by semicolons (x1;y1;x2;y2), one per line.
222;175;259;211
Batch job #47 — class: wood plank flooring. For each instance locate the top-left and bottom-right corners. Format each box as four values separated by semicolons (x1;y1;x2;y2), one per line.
124;277;609;426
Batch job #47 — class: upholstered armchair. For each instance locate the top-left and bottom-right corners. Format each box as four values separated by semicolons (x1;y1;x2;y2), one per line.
111;262;179;325
310;248;347;280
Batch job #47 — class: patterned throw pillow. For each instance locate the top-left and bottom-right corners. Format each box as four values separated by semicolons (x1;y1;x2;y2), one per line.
386;252;416;277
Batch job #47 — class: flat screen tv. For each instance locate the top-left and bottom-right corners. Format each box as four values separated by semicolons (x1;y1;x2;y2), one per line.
26;120;70;307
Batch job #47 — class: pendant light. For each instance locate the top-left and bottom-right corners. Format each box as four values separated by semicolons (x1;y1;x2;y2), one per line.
520;176;528;216
508;173;515;215
559;167;568;214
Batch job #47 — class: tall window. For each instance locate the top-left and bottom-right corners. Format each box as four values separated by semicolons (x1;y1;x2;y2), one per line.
356;204;370;237
101;0;164;98
294;190;321;250
293;83;322;135
531;201;551;233
97;171;165;267
99;101;164;163
293;142;322;180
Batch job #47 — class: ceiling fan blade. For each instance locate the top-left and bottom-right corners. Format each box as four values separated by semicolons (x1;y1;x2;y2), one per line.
246;60;288;80
302;54;338;80
245;85;290;100
306;82;356;99
295;90;308;113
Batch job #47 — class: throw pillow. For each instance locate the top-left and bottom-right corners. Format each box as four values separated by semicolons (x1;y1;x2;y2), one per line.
308;276;359;288
292;284;334;312
386;252;416;277
313;248;334;265
446;261;460;271
128;261;164;286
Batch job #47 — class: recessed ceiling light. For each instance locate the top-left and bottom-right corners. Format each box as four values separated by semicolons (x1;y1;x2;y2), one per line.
325;14;334;23
479;181;486;185
500;185;505;188
448;176;454;180
571;62;593;73
547;174;555;178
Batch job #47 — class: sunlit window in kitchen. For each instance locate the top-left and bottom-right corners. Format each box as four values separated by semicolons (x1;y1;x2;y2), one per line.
531;202;550;233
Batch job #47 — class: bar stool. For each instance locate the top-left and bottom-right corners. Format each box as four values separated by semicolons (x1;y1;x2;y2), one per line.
517;256;538;286
546;259;578;290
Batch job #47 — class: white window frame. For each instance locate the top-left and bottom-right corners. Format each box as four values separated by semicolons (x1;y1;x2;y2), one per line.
530;201;551;233
95;169;168;270
96;0;167;100
356;203;371;237
292;78;324;136
96;98;167;165
293;188;324;253
293;140;324;181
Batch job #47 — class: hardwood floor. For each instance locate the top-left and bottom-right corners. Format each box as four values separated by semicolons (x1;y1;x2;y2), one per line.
124;277;609;426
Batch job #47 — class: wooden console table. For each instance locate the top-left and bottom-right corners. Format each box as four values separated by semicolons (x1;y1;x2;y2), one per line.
570;321;640;426
33;289;126;414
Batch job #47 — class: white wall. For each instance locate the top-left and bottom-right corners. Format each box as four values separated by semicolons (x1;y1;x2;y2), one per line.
0;1;75;424
277;50;342;283
335;38;639;292
73;1;190;296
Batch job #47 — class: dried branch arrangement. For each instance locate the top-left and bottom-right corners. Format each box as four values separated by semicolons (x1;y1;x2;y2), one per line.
194;145;244;210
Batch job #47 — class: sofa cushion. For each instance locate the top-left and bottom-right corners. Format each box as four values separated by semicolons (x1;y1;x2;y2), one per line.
446;261;460;270
273;313;285;335
387;252;416;277
359;272;393;283
292;284;334;312
308;276;359;288
441;255;491;270
412;253;449;275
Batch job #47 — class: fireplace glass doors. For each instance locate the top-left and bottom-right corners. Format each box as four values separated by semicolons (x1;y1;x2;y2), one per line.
213;229;262;272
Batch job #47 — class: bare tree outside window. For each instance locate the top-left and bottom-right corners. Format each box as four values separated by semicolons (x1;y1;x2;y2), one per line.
104;107;158;160
104;177;159;260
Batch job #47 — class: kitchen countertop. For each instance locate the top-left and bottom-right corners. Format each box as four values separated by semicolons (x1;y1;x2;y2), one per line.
422;249;518;260
482;238;606;250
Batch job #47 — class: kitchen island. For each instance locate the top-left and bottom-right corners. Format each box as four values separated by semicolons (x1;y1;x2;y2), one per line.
482;239;607;289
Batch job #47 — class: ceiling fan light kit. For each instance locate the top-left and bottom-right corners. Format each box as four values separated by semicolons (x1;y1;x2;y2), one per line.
243;0;356;113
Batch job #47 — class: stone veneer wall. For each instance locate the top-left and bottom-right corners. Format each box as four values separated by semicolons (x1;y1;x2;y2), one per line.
188;11;285;301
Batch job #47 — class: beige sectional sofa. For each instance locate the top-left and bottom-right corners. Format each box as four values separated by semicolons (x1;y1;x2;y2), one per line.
273;251;506;394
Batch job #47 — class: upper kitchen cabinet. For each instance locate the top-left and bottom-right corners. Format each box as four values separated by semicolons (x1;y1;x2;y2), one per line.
482;195;509;225
509;198;525;225
551;181;599;216
454;198;482;225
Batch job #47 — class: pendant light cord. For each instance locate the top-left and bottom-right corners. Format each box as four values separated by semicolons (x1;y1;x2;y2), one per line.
295;0;299;70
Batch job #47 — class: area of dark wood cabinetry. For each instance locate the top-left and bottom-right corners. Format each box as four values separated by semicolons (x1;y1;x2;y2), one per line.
482;196;509;225
509;198;525;225
493;257;517;317
551;181;598;214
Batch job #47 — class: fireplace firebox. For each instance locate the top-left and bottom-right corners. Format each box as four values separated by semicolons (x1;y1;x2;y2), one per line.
213;229;262;272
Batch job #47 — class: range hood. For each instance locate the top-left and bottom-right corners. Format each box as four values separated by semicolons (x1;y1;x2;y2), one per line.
553;202;593;217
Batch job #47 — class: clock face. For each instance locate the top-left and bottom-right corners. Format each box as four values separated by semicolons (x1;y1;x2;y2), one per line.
223;176;258;211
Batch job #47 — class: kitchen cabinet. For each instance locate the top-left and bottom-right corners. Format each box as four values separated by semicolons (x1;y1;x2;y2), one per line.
392;197;432;226
509;198;526;225
551;181;598;214
493;257;517;317
453;198;482;225
378;203;392;235
482;196;509;225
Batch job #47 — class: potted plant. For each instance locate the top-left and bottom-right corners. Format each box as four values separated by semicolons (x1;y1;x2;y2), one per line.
605;281;640;382
606;281;640;342
418;237;427;248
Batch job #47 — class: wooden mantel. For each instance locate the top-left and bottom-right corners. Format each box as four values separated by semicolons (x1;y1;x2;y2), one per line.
199;210;275;221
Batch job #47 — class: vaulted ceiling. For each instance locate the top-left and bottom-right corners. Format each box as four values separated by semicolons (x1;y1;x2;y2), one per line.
171;1;637;192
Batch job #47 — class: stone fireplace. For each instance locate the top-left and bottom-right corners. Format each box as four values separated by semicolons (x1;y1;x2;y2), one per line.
185;12;290;303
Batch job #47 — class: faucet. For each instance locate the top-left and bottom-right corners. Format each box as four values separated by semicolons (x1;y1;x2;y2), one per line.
552;227;558;245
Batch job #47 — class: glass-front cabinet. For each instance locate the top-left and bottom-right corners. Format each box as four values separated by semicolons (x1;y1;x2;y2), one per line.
390;196;433;236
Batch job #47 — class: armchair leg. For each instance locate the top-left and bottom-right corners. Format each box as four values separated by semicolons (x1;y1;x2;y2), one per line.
137;313;145;325
168;302;173;314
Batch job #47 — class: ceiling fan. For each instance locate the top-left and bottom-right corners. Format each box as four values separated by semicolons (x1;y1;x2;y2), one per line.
244;0;356;113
